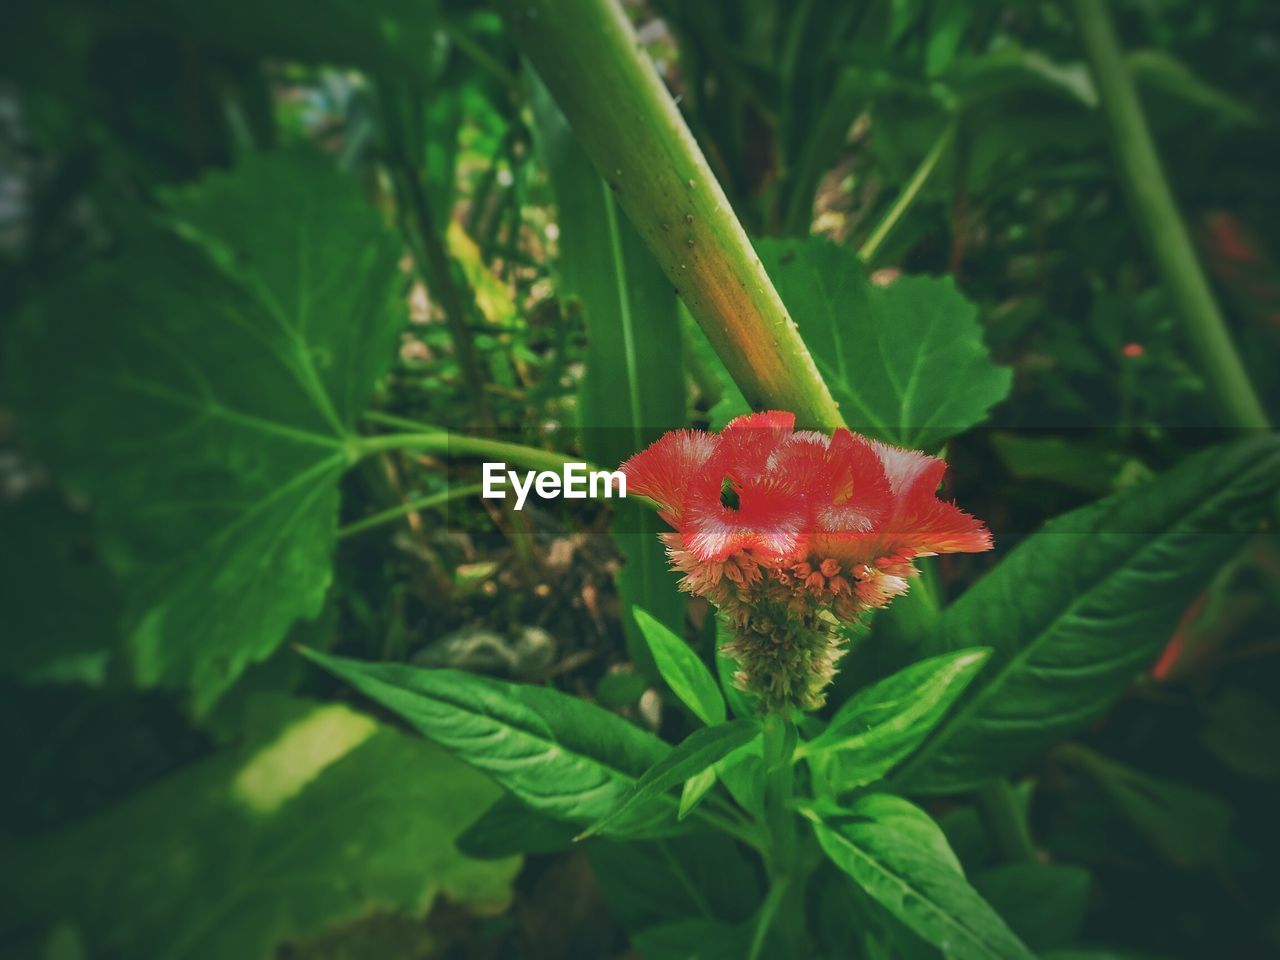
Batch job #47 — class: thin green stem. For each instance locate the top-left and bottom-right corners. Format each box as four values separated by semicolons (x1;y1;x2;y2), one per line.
363;410;444;433
356;431;582;475
379;84;495;427
758;710;805;953
694;805;766;854
337;483;485;539
761;712;799;874
976;779;1038;865
1073;0;1270;430
443;19;519;94
860;119;957;265
747;872;790;960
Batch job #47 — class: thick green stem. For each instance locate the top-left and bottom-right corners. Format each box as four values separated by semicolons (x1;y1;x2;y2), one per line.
1073;0;1270;430
493;0;842;431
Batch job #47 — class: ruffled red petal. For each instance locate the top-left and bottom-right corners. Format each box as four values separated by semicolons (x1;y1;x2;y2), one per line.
620;429;720;522
622;413;992;572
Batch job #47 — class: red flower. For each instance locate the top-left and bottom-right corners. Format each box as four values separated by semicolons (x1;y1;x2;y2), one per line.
621;411;993;708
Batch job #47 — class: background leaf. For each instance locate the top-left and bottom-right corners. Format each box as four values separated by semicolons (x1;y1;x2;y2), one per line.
896;435;1280;793
302;649;677;836
634;607;726;726
810;794;1035;960
802;648;991;793
972;863;1091;953
2;698;517;959
755;236;1011;449
528;69;687;668
5;151;403;710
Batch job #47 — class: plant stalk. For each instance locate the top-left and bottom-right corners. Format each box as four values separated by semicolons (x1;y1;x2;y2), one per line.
860;119;957;265
756;710;804;953
1073;0;1270;430
493;0;843;431
337;482;485;538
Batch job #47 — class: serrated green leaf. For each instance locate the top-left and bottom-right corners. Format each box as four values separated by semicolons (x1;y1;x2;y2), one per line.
634;607;726;726
755;237;1011;449
580;718;759;839
801;649;991;792
809;795;1036;960
6;151;402;711
301;648;677;836
3;699;517;959
896;435;1280;793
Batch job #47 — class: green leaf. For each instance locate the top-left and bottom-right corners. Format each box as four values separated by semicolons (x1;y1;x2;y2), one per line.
580;718;760;838
802;649;991;792
455;792;579;859
895;435;1280;793
589;834;760;932
1128;49;1256;125
824;794;964;876
972;863;1090;953
1060;745;1232;869
1199;689;1280;782
755;237;1011;449
633;920;755;960
301;648;677;835
4;699;517;959
6;151;402;710
678;767;718;820
0;494;119;685
528;67;687;670
634;607;726;726
809;795;1036;960
716;739;766;820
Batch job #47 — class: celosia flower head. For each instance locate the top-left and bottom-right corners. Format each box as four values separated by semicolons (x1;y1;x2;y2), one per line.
622;411;992;710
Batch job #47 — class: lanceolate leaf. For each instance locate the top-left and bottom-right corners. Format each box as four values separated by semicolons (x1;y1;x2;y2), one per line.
301;649;677;836
678;767;718;820
528;69;687;667
801;649;992;793
756;237;1011;450
6;151;402;710
634;607;726;726
580;719;759;838
809;795;1036;960
896;435;1280;794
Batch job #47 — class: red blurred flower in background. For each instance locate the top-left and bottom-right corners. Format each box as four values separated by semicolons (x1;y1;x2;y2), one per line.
622;411;992;709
